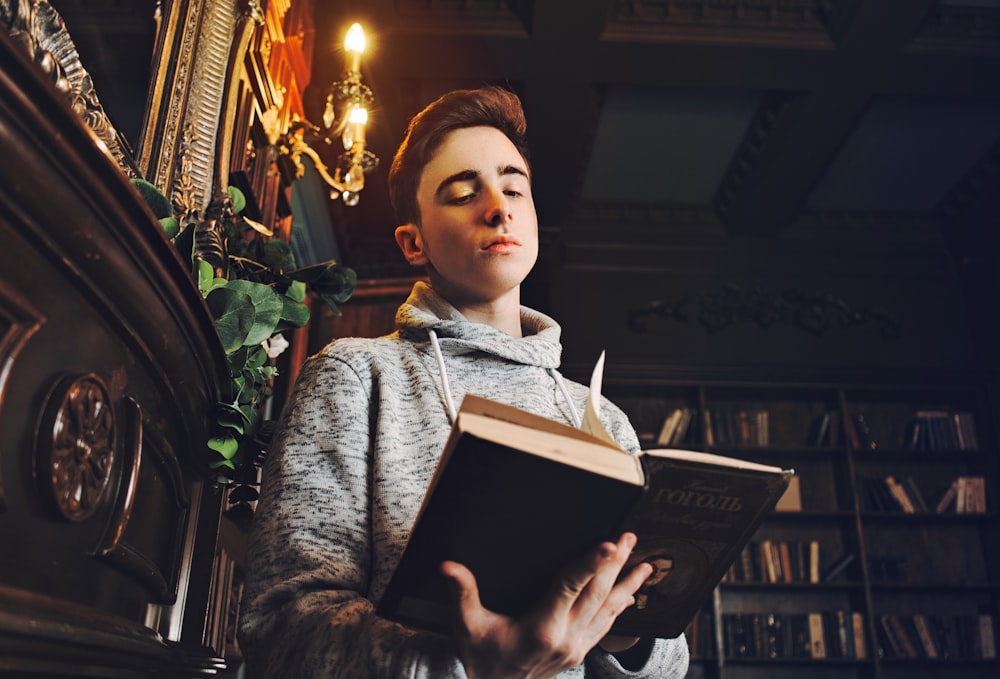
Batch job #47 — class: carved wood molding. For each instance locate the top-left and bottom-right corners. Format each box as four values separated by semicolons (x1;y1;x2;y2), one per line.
37;374;117;523
35;376;189;600
627;283;900;339
714;91;799;223
0;284;45;513
95;397;189;603
0;0;136;175
912;3;1000;53
141;0;263;221
936;136;1000;226
607;0;833;46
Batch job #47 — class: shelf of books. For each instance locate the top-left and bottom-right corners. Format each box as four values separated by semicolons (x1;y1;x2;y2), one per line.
606;380;999;679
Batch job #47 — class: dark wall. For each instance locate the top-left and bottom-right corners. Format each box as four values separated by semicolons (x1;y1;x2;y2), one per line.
544;211;978;385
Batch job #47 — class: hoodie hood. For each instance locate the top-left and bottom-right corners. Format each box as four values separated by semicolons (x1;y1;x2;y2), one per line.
395;281;562;370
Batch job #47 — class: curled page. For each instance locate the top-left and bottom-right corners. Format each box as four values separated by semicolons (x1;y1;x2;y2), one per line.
581;350;621;447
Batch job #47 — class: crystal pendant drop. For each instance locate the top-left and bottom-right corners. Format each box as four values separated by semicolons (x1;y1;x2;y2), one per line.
322;99;335;129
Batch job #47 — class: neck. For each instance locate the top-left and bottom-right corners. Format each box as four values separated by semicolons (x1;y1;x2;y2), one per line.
436;286;523;337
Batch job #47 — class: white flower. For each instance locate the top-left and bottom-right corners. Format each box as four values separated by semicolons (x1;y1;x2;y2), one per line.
262;333;289;359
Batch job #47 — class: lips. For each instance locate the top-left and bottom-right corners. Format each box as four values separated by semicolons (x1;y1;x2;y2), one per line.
482;236;521;253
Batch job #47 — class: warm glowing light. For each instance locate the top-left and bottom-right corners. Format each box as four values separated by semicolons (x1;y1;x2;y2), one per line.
345;23;366;72
348;106;368;125
288;20;378;206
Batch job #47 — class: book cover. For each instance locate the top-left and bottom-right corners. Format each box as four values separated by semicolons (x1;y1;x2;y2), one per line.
808;612;827;658
377;355;793;639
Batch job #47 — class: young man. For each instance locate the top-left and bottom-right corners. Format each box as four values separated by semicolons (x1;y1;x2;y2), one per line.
239;87;690;678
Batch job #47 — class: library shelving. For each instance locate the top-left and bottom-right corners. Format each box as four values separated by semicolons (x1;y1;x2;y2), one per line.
604;378;999;679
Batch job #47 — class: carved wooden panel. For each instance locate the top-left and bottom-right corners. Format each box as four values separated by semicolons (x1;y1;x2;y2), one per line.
0;5;231;672
37;374;117;523
0;283;44;512
90;397;189;604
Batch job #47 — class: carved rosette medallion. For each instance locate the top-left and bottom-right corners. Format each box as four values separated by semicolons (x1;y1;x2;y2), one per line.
41;374;115;522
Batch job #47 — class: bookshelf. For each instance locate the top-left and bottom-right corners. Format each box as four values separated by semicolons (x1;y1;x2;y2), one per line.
605;379;999;679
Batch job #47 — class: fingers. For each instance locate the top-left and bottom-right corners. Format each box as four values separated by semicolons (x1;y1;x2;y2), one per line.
544;533;643;631
545;538;618;621
575;533;647;626
442;560;483;622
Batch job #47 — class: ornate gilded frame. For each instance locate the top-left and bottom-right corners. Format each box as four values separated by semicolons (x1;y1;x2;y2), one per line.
1;0;263;224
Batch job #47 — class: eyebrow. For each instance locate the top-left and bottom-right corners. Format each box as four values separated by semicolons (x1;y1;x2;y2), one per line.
434;164;530;199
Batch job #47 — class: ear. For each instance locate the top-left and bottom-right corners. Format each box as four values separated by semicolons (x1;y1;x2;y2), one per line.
394;223;428;266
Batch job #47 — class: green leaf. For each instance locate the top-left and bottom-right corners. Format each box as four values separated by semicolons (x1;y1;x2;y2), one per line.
205;287;255;352
227;346;249;374
173;222;195;263
216;403;249;434
159;216;180;239
197;260;215;293
286;280;307;303
224;280;284;346
280;295;310;328
288;262;356;316
309;265;358;304
228;186;247;215
240;215;273;237
262;239;294;272
208;435;239;460
131;178;173;219
245;345;268;369
211;459;236;471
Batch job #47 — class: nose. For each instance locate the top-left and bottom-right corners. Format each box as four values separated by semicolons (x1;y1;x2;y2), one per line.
484;190;511;227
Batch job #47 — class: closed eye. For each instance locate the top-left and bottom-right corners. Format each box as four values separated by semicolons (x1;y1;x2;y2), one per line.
446;192;476;205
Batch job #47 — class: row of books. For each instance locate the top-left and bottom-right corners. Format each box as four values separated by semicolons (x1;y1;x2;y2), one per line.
684;608;717;659
723;540;858;585
654;407;699;446
861;475;987;514
722;540;821;585
904;411;979;451
722;610;867;660
937;475;987;513
655;407;771;447
697;610;996;661
874;613;996;660
848;410;980;451
650;407;982;451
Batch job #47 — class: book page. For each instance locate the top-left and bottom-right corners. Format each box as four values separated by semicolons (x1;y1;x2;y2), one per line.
581;351;621;447
643;447;791;474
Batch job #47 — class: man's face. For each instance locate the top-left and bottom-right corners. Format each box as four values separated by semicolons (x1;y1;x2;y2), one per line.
407;126;538;306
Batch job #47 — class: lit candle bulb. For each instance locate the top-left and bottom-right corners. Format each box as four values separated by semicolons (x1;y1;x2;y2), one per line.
345;23;365;74
348;105;367;148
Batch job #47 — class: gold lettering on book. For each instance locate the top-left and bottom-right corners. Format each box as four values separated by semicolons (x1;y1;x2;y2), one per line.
651;479;743;512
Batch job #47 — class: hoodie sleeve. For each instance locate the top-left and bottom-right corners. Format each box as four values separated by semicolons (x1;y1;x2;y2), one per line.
586;637;690;678
238;351;467;679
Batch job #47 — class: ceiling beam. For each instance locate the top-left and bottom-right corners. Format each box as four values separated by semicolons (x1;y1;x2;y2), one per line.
714;0;941;236
520;0;615;224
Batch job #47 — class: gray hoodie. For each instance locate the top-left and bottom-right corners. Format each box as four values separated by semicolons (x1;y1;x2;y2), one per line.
239;282;690;678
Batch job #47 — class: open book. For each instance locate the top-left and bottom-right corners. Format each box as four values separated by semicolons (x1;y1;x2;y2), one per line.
377;353;794;638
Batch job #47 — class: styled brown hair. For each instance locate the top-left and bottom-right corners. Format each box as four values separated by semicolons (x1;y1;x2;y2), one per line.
388;86;530;226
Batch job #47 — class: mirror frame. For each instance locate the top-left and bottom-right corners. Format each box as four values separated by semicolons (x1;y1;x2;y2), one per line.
2;0;264;222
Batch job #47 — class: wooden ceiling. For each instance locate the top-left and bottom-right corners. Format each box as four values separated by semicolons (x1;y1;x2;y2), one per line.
44;0;1000;281
307;0;1000;278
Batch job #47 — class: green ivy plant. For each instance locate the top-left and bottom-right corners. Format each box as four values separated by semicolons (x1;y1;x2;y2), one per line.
131;178;356;491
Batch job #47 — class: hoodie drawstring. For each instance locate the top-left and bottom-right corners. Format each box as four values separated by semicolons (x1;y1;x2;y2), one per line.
428;328;582;428
428;328;459;423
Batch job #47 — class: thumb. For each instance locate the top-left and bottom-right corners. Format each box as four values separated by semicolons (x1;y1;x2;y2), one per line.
441;560;483;621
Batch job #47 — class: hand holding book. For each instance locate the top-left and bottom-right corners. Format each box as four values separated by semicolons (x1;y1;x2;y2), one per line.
377;353;794;639
439;531;653;679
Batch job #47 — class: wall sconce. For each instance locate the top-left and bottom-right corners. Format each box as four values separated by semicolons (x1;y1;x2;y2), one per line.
281;22;378;207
